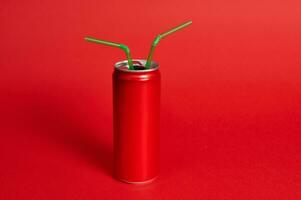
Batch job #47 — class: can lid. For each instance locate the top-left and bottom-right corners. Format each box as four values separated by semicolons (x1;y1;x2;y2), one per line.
115;59;159;73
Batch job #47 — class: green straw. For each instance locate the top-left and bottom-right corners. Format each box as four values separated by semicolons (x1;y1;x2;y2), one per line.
145;20;192;68
85;36;134;70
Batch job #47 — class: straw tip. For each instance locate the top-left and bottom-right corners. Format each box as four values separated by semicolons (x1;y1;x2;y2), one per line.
186;20;192;25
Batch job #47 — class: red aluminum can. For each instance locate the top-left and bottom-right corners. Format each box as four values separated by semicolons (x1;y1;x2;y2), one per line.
113;59;161;184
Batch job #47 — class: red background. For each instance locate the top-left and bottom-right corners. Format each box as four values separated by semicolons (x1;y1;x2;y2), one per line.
1;0;301;199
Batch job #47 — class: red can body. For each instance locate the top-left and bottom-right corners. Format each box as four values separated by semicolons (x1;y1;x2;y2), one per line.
113;60;161;183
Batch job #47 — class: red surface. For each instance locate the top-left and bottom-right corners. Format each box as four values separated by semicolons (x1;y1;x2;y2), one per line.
113;67;160;182
1;0;301;199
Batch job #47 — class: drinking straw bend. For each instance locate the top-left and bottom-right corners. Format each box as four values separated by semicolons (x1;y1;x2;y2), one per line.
145;20;192;68
85;36;134;69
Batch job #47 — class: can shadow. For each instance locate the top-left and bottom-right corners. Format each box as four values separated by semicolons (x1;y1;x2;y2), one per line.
29;92;113;177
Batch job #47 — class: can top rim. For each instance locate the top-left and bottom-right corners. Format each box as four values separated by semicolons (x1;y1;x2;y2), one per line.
114;59;159;73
